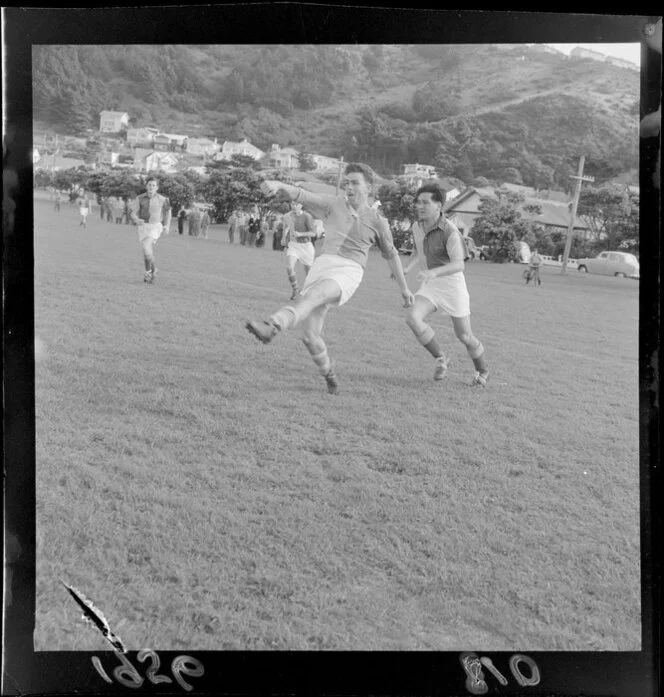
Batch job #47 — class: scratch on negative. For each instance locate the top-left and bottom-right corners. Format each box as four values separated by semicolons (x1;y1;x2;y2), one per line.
61;581;126;653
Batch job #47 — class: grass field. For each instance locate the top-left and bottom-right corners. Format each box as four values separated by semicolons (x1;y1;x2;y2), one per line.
33;193;641;651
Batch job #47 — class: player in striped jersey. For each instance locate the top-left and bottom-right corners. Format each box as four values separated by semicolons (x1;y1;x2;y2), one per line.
246;163;414;394
282;201;316;299
403;182;489;386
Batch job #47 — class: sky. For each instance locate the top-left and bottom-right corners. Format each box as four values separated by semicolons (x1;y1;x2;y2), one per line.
547;43;641;65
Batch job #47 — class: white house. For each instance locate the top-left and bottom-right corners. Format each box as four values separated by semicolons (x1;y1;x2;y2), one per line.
402;163;438;185
311;154;343;173
153;133;189;152
99;111;130;133
126;127;159;147
133;149;178;173
186;137;221;157
266;144;300;169
215;138;266;161
97;151;119;166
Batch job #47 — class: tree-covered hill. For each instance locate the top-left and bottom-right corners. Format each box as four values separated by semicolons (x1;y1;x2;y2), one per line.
33;44;639;188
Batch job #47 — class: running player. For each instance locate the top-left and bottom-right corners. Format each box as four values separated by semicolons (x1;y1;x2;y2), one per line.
246;163;414;394
403;182;490;387
282;201;316;299
130;178;171;284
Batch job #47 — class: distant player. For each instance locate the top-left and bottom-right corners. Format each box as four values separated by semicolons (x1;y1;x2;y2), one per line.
130;178;171;284
527;248;543;286
246;163;413;394
403;182;490;387
78;194;90;228
282;201;316;299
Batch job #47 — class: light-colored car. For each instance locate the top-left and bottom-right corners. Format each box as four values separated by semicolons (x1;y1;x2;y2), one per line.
577;251;640;279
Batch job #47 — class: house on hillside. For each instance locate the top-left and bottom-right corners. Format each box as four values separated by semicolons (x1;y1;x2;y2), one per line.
133;149;179;173
605;55;639;71
215;138;266;162
153;133;188;152
266;144;300;169
444;186;592;239
186;137;221;158
126;127;159;148
570;46;606;63
99;111;130;133
97;151;119;167
311;154;343;173
402;163;438;185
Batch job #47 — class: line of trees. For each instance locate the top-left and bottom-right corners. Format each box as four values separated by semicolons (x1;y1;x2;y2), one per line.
36;164;639;258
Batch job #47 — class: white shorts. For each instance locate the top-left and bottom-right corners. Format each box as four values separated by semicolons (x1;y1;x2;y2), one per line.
79;208;89;217
138;222;163;242
286;241;315;267
300;254;364;307
415;272;471;318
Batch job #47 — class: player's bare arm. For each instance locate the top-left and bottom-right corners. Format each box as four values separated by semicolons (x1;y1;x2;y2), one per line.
386;254;414;307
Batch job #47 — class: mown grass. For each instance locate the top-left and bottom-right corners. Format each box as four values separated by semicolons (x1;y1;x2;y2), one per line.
34;194;640;651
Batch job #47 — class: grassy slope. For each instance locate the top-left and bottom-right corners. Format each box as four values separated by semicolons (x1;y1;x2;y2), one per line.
34;194;640;651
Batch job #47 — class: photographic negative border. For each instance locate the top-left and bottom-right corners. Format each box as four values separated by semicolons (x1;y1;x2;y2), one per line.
3;5;660;696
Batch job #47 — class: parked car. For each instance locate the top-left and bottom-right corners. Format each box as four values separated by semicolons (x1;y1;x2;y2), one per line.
576;251;640;279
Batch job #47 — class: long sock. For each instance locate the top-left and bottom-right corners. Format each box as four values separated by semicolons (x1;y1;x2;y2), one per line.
287;270;299;293
150;259;156;273
144;256;152;271
467;340;488;373
310;348;332;375
414;325;444;359
269;306;298;331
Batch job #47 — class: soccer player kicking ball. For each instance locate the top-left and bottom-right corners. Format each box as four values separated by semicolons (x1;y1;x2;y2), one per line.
130;178;171;284
403;182;490;387
245;163;414;394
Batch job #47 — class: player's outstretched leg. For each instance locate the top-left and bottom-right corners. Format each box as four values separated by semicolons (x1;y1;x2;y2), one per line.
405;296;450;381
452;316;489;387
301;305;338;394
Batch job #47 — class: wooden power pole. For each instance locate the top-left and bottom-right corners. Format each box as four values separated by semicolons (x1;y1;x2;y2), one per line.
335;155;345;196
561;155;594;274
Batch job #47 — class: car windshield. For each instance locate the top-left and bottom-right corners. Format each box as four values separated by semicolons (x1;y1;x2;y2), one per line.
624;254;639;265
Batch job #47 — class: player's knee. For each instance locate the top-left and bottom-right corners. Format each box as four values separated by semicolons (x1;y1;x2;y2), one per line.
405;309;423;331
456;329;474;346
301;329;320;349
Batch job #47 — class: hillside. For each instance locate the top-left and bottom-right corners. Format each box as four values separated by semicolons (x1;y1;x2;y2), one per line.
33;44;640;188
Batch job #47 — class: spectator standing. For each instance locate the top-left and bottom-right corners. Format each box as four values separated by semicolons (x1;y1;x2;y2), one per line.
227;210;238;244
201;210;211;239
177;207;187;235
238;211;248;246
188;206;202;237
247;211;261;247
54;191;62;212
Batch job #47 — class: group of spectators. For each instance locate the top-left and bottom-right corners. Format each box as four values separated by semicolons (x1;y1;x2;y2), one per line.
226;208;325;252
176;206;211;238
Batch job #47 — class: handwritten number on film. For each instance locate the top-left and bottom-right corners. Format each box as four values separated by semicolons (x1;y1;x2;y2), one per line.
91;650;204;691
460;652;540;694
